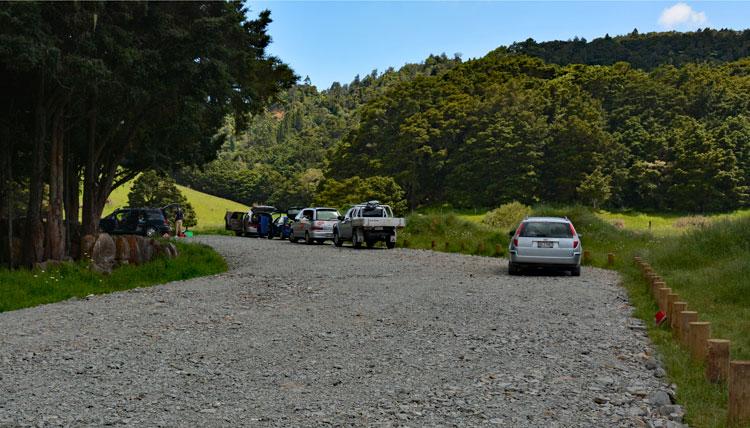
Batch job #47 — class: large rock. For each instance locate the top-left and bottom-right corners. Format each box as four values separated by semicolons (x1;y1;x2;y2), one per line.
91;233;116;274
114;236;130;266
140;238;155;263
165;242;179;259
80;234;97;260
125;235;143;265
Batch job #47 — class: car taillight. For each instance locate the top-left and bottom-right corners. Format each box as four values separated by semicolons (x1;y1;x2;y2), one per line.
568;223;576;236
573;240;579;248
512;223;524;247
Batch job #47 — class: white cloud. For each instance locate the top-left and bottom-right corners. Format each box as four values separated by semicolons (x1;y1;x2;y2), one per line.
658;3;707;29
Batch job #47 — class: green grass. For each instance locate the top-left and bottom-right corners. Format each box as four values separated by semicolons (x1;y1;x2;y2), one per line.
107;181;248;231
406;204;749;427
400;212;509;257
0;241;227;313
597;208;750;237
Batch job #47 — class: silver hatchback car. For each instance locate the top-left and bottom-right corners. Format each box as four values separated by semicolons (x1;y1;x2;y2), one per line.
508;216;582;276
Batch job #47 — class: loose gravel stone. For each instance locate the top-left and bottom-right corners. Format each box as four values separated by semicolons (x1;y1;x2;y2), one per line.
0;236;678;426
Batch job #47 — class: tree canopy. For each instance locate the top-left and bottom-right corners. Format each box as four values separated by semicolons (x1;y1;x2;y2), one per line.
1;1;294;267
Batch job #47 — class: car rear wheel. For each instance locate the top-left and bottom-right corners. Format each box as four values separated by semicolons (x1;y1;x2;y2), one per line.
305;232;313;245
508;262;520;275
571;266;581;277
333;230;343;247
288;232;297;243
352;229;362;249
366;240;375;249
235;231;243;237
386;240;396;249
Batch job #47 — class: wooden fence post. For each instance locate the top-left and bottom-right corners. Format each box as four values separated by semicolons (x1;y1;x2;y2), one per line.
678;311;698;345
656;286;670;311
728;361;750;425
688;321;711;361
431;240;436;249
607;253;615;266
666;293;678;322
706;339;731;383
494;244;501;256
671;302;687;332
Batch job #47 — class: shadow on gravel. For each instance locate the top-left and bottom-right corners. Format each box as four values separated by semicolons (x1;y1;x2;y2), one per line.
509;267;576;277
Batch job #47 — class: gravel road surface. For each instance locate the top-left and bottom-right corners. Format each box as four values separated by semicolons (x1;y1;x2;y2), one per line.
0;236;681;427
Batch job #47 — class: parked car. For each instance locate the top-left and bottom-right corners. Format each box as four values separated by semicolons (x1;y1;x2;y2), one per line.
244;206;276;237
100;207;171;237
270;215;293;240
289;207;341;244
507;216;582;276
225;206;276;237
225;211;245;236
332;201;405;249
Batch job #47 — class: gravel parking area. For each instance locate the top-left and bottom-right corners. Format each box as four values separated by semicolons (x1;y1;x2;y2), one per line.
0;236;681;427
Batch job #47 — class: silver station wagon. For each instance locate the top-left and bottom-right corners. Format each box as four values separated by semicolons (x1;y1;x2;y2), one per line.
508;216;582;276
289;207;341;244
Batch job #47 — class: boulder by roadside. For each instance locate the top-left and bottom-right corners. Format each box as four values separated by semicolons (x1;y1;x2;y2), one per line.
78;233;178;274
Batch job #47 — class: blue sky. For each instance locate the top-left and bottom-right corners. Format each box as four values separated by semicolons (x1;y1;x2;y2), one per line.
248;1;750;89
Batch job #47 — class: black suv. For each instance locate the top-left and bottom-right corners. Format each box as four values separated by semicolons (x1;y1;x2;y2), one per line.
99;208;171;237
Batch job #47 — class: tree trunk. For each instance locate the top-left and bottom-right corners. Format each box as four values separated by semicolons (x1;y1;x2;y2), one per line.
82;96;99;236
24;76;46;266
2;135;13;269
46;107;66;261
64;137;80;259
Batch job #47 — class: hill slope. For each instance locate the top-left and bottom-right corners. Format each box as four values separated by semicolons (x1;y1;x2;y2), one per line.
107;181;248;231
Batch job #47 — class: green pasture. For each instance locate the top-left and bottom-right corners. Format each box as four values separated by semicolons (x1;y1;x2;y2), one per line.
107;181;249;231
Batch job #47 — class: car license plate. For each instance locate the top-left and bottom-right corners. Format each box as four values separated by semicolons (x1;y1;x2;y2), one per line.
537;241;554;248
374;227;383;230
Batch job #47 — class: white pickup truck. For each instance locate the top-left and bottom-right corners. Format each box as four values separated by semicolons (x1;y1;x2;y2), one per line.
332;201;405;249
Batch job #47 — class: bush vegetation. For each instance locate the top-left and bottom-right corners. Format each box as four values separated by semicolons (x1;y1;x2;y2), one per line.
0;241;226;313
481;202;532;231
400;213;508;257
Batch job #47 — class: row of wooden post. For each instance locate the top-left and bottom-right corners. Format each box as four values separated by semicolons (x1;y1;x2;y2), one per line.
634;256;749;425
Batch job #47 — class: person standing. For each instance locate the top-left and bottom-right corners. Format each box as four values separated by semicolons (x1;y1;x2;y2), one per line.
175;206;184;237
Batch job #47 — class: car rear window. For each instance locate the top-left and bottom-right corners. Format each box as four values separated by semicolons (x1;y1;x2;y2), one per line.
316;210;339;221
520;222;573;238
362;207;386;217
145;210;164;221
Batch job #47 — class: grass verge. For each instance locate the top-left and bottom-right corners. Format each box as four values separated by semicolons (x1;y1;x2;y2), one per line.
400;212;509;257
0;241;227;313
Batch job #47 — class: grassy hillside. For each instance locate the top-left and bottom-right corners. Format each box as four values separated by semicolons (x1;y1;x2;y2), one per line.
107;181;249;231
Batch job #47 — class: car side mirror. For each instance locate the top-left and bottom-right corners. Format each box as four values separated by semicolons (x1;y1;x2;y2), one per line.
577;233;583;239
338;215;344;221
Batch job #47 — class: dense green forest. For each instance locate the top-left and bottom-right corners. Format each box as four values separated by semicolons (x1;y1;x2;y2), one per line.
508;28;750;69
179;29;749;213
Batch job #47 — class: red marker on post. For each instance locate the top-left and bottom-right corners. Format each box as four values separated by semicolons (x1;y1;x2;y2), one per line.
655;310;667;326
